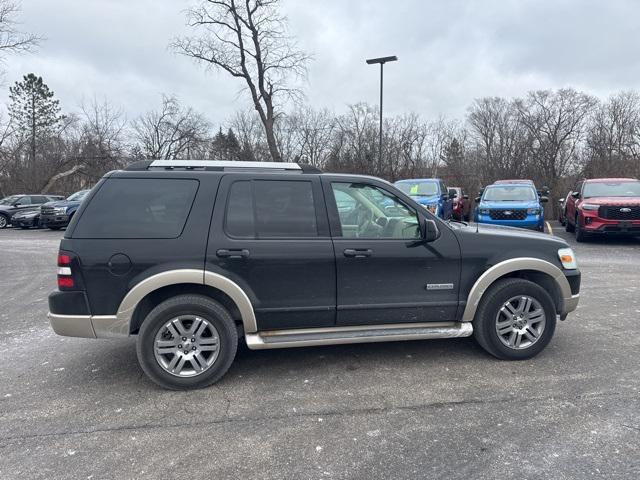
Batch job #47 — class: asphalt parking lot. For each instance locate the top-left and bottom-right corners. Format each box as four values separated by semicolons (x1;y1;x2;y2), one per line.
1;224;639;479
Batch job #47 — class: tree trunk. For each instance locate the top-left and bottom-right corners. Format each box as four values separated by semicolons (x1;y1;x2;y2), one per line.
264;116;281;162
40;165;83;193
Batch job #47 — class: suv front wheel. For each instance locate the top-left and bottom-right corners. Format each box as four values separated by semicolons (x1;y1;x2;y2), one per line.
472;278;556;360
137;294;238;390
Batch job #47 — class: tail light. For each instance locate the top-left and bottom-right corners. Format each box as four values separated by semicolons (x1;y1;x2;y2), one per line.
57;251;75;290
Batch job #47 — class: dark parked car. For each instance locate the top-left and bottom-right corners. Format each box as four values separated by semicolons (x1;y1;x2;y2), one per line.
10;208;42;229
450;187;471;221
564;178;640;241
0;194;64;229
40;189;91;230
49;160;580;390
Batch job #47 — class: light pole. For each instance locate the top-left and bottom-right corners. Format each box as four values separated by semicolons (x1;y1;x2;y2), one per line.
366;55;397;166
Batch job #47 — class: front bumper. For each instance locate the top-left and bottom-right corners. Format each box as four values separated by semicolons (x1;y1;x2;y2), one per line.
476;214;544;230
40;213;70;226
580;214;640;235
12;216;37;227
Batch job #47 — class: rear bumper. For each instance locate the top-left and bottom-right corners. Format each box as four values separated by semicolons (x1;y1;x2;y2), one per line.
48;289;125;338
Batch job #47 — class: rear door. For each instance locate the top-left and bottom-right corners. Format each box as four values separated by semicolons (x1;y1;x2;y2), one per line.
323;177;462;326
206;174;336;331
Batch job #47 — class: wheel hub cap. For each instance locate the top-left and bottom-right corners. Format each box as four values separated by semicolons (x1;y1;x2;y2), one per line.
153;315;220;377
495;295;546;350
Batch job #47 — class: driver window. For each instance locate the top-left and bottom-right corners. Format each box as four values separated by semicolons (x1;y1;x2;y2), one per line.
331;182;420;239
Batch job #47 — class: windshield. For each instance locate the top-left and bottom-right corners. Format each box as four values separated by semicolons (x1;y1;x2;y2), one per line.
0;195;20;205
583;181;640;198
483;186;537;202
395;181;439;197
67;190;89;201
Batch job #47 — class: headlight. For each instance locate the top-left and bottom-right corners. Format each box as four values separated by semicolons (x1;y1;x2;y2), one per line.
53;207;67;214
558;248;577;269
479;208;490;215
527;208;540;215
580;203;599;211
425;204;437;214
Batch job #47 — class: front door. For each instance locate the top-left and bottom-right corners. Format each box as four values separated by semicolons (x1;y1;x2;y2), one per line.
323;177;461;326
207;175;336;331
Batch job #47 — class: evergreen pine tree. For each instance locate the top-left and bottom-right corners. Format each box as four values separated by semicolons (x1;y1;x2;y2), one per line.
9;73;64;175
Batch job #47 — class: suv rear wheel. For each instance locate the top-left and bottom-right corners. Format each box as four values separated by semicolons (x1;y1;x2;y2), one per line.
136;294;238;390
472;278;556;360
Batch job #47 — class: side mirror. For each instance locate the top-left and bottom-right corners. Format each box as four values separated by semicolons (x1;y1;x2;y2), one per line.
463;195;469;200
558;198;565;205
474;197;481;203
540;196;549;203
571;191;580;199
421;218;439;242
13;203;21;207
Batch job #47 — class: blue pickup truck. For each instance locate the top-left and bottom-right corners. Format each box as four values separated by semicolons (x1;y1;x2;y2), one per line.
475;182;547;231
394;178;454;219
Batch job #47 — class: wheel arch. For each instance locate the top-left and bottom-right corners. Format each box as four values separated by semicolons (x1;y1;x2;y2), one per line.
462;258;571;322
116;269;257;337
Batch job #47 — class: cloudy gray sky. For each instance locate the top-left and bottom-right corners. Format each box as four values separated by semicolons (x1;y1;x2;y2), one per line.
3;0;640;125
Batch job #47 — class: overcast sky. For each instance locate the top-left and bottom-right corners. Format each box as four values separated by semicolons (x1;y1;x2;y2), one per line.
3;0;640;126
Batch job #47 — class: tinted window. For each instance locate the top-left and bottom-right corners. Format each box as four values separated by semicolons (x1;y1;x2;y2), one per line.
254;181;317;238
16;196;31;205
224;180;318;238
30;196;48;204
225;181;254;237
73;178;198;239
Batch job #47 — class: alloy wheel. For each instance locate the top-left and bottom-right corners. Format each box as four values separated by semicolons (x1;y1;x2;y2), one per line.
153;315;220;377
495;295;546;350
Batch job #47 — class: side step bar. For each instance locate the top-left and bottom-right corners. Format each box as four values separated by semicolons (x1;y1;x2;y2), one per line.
245;322;473;350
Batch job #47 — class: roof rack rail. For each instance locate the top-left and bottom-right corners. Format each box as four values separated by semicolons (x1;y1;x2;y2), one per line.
123;160;322;173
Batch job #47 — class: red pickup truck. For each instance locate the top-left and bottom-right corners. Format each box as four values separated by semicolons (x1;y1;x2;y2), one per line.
565;178;640;241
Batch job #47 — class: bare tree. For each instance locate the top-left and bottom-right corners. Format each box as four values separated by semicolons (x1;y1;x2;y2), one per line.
132;95;211;159
584;91;640;178
0;1;40;66
515;89;596;196
467;97;531;184
173;0;310;162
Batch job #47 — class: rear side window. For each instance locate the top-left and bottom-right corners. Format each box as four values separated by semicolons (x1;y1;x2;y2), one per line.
225;180;318;238
73;178;199;239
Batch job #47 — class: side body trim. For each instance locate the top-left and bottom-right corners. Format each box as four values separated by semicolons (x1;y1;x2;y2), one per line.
461;257;576;322
246;322;473;350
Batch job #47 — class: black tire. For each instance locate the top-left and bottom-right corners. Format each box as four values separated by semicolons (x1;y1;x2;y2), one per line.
472;278;556;360
0;214;8;229
565;216;575;233
136;294;238;390
48;226;61;231
575;225;588;242
19;225;29;229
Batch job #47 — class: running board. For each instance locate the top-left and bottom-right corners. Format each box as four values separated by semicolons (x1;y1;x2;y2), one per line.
245;322;473;350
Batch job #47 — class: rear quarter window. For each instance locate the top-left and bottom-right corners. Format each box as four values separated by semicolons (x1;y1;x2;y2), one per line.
72;178;199;239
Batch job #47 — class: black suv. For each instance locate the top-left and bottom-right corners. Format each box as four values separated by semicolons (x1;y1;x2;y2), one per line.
48;161;581;390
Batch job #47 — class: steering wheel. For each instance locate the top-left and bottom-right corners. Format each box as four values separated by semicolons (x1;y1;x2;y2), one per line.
356;206;374;237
